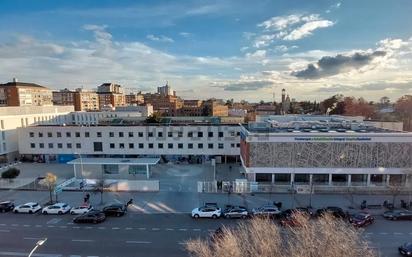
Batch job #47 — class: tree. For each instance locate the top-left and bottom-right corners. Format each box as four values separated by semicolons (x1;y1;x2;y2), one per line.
145;112;163;123
186;214;376;257
394;95;412;131
320;94;345;115
39;173;57;204
343;97;376;119
1;168;20;180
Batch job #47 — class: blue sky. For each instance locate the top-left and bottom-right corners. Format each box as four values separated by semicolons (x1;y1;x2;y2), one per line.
0;0;412;101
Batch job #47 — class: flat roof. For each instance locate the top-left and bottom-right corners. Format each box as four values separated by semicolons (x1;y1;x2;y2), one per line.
67;157;160;165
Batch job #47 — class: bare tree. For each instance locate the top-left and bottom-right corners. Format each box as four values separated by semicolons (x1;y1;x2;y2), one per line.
39;173;57;204
186;214;376;257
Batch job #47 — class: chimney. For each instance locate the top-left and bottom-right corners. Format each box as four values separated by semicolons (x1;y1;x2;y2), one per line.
12;78;18;83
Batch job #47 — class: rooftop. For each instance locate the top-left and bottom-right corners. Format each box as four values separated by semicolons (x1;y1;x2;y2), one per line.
0;81;49;89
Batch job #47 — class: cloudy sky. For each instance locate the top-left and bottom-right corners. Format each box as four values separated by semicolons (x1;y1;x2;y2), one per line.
0;0;412;102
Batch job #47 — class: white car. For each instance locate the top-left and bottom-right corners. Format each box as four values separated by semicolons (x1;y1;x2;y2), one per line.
70;205;93;215
42;203;71;215
13;202;42;214
191;206;221;219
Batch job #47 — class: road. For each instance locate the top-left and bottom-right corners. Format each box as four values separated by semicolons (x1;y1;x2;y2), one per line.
0;211;410;257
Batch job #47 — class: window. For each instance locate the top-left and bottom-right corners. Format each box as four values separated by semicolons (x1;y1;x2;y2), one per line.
168;143;173;149
93;142;103;152
148;132;153;137
109;132;114;137
47;132;52;138
198;143;203;149
198;132;203;137
208;143;213;149
29;132;34;138
168;132;173;137
178;132;183;137
138;132;143;137
218;143;224;149
66;132;71;137
67;143;72;149
119;132;124;137
208;132;213;137
119;143;125;149
38;132;43;137
138;143;144;149
231;143;235;148
158;132;163;137
148;143;153;149
84;132;90;138
236;132;240;136
39;143;44;148
97;132;102;137
129;143;134;149
48;143;53;149
236;143;240;148
58;143;63;149
30;143;35;148
178;143;183;149
218;132;224;137
188;132;193;137
158;143;163;149
76;143;81;149
230;131;235;136
110;143;115;149
56;132;62;137
75;132;80;138
188;143;193;149
128;132;133;137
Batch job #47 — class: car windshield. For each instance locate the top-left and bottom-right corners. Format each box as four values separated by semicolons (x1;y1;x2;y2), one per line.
32;203;38;207
353;214;366;219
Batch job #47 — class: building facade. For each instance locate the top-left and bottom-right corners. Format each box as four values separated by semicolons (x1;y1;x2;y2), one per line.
0;79;53;107
97;83;125;109
240;116;412;188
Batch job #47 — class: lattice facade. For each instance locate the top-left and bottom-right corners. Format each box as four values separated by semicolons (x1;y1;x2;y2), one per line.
248;142;412;168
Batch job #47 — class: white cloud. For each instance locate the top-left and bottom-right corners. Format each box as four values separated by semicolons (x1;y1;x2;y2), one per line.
179;32;192;38
283;20;334;41
146;34;174;43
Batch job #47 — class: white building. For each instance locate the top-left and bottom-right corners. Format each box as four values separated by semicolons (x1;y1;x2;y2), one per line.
0;106;74;162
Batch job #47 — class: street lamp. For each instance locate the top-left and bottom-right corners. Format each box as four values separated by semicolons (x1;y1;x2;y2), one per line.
28;238;47;257
74;152;85;192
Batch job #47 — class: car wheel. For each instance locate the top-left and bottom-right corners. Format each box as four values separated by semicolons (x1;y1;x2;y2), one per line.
212;214;218;219
193;214;200;219
42;211;47;215
392;217;397;220
29;210;33;214
116;213;120;217
70;211;75;215
58;211;62;215
14;210;18;213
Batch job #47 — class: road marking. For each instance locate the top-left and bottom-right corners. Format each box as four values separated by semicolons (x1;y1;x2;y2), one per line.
126;241;151;244
152;228;160;231
72;239;94;242
193;229;201;231
379;232;388;235
85;226;92;229
11;224;18;227
178;242;188;245
409;232;412;235
394;232;404;235
125;227;133;230
59;226;67;229
72;226;80;229
98;227;106;229
67;222;74;225
166;228;174;231
35;225;42;228
47;225;55;228
179;229;187;231
0;251;61;257
138;228;146;230
365;232;373;235
24;237;43;240
0;224;6;226
0;230;10;232
47;218;62;224
23;225;31;227
112;227;120;230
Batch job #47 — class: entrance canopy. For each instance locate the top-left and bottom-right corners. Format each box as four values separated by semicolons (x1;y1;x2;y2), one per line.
67;157;160;179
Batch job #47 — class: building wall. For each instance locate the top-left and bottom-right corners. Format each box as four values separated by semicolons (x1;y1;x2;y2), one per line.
18;125;241;156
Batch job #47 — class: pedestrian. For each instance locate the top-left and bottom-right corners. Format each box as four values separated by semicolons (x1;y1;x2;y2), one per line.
127;198;133;206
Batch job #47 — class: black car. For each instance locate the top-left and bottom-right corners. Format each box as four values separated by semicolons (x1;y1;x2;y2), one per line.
73;210;106;224
103;204;127;217
349;212;374;227
222;206;249;219
316;207;347;218
0;201;14;212
399;243;412;256
383;210;412;220
280;207;313;219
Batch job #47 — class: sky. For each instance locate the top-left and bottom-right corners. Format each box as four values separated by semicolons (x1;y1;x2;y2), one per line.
0;0;412;102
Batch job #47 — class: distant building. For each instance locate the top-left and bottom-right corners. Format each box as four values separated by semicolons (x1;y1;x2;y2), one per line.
53;88;99;111
203;100;229;117
125;92;144;105
0;79;53;107
157;82;175;96
179;100;204;116
228;108;247;117
144;93;183;116
97;83;125;110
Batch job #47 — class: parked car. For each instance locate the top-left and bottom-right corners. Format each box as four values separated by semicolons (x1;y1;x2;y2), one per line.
70;205;93;215
251;205;281;218
103;204;127;217
222;206;249;219
280;207;313;219
316;207;347;218
42;203;71;215
73;210;106;224
13;202;41;214
383;210;412;220
0;201;15;212
349;212;374;227
399;243;412;256
192;206;221;219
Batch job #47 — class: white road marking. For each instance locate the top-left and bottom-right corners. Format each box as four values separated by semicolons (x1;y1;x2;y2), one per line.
47;218;62;224
379;232;388;235
178;242;188;245
35;225;42;228
59;226;67;229
72;226;80;229
138;228;146;230
394;232;404;235
366;232;373;235
47;225;55;228
166;228;174;231
0;251;61;257
98;227;106;229
126;241;151;244
0;229;10;232
23;225;31;227
0;224;6;226
11;224;18;227
125;227;133;230
152;228;160;231
179;229;187;231
24;237;43;240
72;239;94;242
112;227;120;230
193;229;201;231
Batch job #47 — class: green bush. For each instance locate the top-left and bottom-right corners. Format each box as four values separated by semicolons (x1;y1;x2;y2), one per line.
1;168;20;179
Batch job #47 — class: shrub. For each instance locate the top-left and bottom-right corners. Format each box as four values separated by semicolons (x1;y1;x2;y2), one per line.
1;168;20;179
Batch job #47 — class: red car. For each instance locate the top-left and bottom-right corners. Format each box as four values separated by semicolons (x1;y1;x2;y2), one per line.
349;212;374;228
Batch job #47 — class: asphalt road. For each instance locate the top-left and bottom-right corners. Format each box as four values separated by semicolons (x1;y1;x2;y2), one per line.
0;211;410;257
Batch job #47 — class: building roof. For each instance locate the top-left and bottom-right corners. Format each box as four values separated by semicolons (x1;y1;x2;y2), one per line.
67;157;160;165
0;82;49;89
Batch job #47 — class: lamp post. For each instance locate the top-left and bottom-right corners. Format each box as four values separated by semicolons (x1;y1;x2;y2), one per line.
74;152;85;195
28;238;47;257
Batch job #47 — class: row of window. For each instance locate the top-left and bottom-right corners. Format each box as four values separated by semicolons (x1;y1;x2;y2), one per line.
29;131;240;138
30;142;241;150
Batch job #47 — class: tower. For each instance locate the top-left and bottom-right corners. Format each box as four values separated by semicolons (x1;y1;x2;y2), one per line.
281;88;286;104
